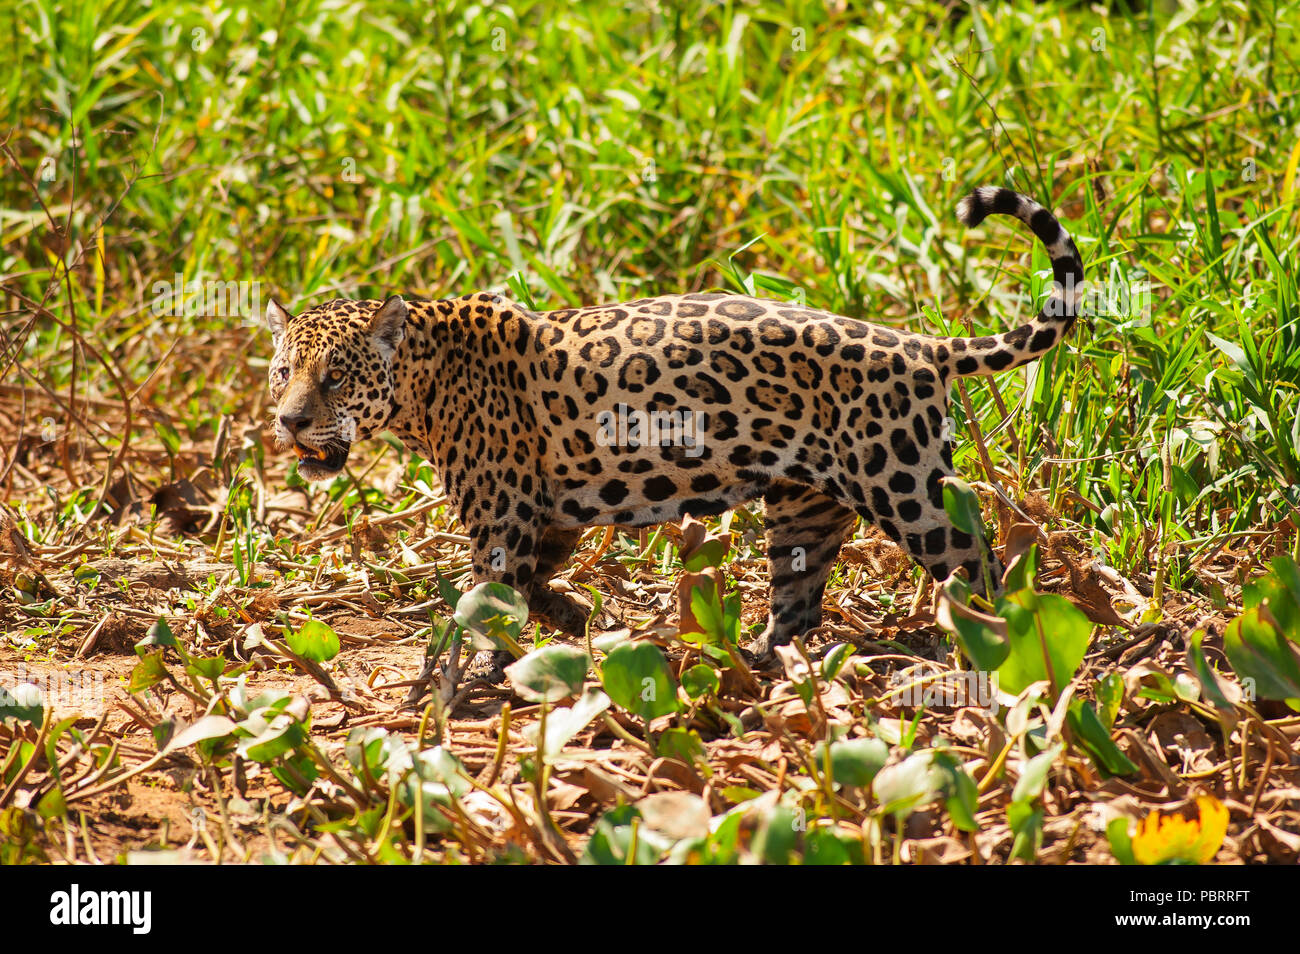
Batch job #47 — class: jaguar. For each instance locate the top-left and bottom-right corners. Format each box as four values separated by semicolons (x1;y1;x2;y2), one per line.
265;186;1083;660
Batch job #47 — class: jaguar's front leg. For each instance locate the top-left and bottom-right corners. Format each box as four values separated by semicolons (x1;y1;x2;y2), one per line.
527;526;590;637
453;518;549;686
410;514;552;709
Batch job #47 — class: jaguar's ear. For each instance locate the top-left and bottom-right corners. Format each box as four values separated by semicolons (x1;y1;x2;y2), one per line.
265;298;292;345
368;295;407;358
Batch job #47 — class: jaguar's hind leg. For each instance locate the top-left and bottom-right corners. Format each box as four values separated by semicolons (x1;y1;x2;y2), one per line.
749;481;859;659
861;452;1003;596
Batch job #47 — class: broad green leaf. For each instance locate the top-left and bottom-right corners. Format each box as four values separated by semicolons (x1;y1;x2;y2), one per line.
1107;817;1137;865
872;750;938;818
270;752;319;797
942;477;984;536
753;804;798;864
168;715;238;751
681;538;728;572
656;727;706;766
600;641;680;720
433;566;463;612
996;592;1092;697
938;577;1010;670
582;805;670;865
1128;663;1179;704
948;606;1010;671
37;789;66;820
506;643;589;702
135;618;178;657
1186;630;1236;715
591;630;631;654
185;655;226;682
1223;607;1300;704
346;726;405;778
1008;801;1044;861
1012;744;1061;803
151;718;174;751
128;650;169;693
698;810;745;864
1095;671;1124;729
689;581;728;646
933;752;979;833
680;664;720;700
454;582;530;652
238;716;306;763
286;619;340;662
1242;555;1300;641
821;643;855;681
1173;672;1201;703
396;747;469;830
523;688;611;761
817;737;889;788
1002;543;1041;593
1067;701;1139;777
411;745;471;797
805;825;865;865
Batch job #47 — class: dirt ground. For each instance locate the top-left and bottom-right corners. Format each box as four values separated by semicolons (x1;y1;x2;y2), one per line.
2;398;1298;865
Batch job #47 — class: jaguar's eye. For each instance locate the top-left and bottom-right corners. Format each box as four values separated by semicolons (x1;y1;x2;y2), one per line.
273;366;289;383
326;368;345;389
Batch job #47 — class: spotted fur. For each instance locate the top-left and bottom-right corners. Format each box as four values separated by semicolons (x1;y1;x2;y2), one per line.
266;187;1083;656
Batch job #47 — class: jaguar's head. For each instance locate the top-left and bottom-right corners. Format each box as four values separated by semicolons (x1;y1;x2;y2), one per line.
264;295;407;481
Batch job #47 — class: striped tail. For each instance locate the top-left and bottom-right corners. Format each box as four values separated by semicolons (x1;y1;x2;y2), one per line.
944;186;1084;377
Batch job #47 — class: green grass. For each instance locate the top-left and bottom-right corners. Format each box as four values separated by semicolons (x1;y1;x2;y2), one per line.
2;0;1300;867
4;0;1298;584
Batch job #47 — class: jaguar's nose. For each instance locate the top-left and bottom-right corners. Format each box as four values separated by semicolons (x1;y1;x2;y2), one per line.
280;413;312;434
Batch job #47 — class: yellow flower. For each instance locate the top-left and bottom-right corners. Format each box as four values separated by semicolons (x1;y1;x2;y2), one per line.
1132;796;1228;865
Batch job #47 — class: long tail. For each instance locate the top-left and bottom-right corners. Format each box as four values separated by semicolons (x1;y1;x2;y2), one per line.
942;186;1084;377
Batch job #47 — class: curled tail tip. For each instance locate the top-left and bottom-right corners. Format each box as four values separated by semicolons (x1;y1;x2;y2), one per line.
955;195;985;228
948;185;1083;377
956;185;1080;268
956;185;1016;228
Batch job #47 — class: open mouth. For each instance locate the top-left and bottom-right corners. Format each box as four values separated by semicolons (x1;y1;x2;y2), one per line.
292;441;350;477
293;441;329;463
